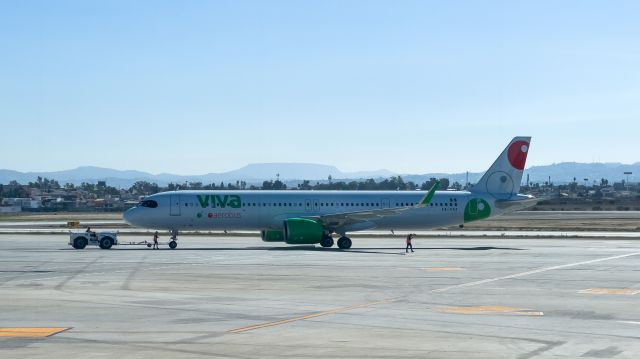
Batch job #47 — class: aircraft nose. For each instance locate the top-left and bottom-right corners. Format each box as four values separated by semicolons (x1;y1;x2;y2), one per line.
123;208;139;226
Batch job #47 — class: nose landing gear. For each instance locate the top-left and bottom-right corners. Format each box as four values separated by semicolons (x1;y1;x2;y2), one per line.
169;230;178;249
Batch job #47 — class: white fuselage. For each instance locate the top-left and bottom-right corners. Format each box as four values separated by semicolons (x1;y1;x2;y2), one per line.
123;190;479;233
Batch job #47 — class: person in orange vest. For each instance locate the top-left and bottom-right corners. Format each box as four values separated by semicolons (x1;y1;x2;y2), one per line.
406;233;415;253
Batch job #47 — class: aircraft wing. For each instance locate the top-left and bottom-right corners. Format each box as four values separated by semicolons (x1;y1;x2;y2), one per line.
308;181;439;231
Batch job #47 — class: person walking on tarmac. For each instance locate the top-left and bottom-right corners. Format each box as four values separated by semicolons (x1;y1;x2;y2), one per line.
153;231;159;249
406;233;415;253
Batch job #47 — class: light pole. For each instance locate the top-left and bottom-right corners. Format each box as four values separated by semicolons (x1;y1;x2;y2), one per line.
583;178;588;197
624;172;632;191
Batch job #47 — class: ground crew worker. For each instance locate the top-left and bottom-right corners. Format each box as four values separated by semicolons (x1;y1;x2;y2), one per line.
85;226;95;240
406;233;415;253
153;231;159;249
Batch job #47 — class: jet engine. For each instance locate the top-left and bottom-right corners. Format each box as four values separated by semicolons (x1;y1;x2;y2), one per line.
261;230;285;242
283;218;323;244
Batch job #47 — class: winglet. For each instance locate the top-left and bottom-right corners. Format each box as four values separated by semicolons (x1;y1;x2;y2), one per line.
417;181;439;206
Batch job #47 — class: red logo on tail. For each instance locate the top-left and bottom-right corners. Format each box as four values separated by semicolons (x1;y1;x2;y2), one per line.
508;140;529;170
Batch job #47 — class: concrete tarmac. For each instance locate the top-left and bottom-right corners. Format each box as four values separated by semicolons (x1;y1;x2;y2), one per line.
1;234;639;358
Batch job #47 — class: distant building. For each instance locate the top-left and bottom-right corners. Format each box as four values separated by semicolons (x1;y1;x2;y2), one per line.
1;198;41;209
613;182;626;191
0;206;21;213
600;187;616;198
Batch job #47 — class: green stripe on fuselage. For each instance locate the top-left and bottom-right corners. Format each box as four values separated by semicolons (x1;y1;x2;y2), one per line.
420;181;440;205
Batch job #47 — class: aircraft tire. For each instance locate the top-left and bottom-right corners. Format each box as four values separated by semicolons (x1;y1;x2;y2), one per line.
320;236;334;248
169;240;177;249
337;237;352;249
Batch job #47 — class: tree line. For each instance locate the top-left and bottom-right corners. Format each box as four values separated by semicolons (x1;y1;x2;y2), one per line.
1;176;459;198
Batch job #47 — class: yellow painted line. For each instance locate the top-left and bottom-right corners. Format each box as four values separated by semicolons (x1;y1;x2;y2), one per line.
0;327;70;337
437;305;543;316
424;267;463;272
580;288;640;295
229;299;394;333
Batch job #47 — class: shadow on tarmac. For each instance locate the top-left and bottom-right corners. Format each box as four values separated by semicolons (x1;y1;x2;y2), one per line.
61;246;524;255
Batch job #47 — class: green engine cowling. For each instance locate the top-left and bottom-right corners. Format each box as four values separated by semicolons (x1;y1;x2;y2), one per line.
261;230;285;242
283;218;324;244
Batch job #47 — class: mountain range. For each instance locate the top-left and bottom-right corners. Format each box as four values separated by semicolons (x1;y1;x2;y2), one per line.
0;163;394;188
0;162;638;188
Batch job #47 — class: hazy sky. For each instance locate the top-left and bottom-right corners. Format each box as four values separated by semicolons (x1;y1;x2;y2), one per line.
1;1;639;175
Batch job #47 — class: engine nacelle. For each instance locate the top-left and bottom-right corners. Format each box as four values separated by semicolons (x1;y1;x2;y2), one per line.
283;218;323;244
261;230;285;242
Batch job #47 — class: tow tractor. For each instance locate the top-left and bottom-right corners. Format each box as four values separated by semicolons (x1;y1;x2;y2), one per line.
69;231;119;249
69;231;168;250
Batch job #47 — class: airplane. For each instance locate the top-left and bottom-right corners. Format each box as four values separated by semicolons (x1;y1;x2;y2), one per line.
123;137;537;249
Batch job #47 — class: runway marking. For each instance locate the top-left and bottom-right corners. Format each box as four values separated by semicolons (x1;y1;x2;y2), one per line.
229;299;393;333
0;327;70;337
618;321;640;325
432;252;640;293
424;267;463;272
580;288;640;295
437;305;543;316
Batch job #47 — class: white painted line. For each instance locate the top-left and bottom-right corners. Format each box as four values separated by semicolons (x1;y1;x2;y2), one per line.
432;252;640;293
618;321;640;325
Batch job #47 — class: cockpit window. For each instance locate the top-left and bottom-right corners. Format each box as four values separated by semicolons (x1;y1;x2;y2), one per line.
139;200;158;208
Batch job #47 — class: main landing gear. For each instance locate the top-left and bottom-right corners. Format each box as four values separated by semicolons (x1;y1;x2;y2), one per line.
319;233;352;249
337;236;352;250
169;230;178;249
320;234;334;248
